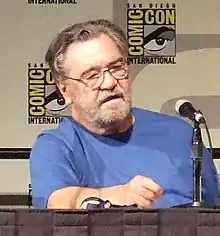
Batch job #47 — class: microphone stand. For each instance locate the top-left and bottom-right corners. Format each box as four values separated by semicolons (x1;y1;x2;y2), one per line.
173;120;205;208
174;119;220;209
191;120;203;206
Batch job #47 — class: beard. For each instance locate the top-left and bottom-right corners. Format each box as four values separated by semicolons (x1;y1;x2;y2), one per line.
92;98;132;128
73;92;132;129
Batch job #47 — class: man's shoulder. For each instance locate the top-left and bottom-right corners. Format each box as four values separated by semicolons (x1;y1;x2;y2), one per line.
133;107;192;132
30;116;83;166
32;116;78;150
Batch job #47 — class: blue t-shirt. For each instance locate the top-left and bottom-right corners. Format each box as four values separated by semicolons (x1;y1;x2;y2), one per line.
30;107;220;208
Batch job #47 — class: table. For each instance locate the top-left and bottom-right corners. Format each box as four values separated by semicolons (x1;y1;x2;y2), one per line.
0;207;220;236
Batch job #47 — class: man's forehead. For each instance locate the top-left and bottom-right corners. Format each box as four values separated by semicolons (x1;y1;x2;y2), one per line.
64;38;123;75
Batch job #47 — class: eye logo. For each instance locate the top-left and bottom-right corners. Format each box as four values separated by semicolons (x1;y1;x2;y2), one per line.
144;26;175;55
127;4;176;65
44;89;67;113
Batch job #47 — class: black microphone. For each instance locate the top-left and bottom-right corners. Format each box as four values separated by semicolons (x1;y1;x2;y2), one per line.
175;100;206;124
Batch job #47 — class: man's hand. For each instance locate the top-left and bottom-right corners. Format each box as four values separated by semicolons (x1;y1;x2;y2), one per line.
118;175;163;208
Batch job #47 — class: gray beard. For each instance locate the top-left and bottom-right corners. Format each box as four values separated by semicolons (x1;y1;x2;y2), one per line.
93;115;124;128
90;105;132;129
72;96;132;131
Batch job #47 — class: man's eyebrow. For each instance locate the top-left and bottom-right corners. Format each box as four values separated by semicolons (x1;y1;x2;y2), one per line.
107;57;124;67
81;57;124;76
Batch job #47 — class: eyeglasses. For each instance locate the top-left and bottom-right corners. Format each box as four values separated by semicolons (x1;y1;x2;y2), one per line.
64;59;128;89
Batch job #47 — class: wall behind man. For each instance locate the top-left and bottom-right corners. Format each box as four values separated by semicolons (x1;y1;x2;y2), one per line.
0;0;220;200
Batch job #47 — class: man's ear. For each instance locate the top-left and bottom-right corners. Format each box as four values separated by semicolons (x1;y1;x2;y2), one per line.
56;82;72;105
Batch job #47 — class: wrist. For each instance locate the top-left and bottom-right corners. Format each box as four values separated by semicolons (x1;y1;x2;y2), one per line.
75;188;101;209
100;184;126;206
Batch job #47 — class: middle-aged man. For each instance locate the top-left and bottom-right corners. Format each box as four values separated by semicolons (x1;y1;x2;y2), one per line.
30;19;220;209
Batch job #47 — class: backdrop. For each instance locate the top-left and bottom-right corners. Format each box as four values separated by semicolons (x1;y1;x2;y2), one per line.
0;0;220;198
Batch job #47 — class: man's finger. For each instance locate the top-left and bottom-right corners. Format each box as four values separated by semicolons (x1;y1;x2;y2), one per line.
138;185;162;201
134;194;153;208
140;177;163;194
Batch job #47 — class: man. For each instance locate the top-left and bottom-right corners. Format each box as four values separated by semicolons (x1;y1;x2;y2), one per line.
30;19;220;209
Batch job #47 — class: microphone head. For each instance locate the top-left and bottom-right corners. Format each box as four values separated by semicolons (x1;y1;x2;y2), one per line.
175;99;206;124
175;99;191;115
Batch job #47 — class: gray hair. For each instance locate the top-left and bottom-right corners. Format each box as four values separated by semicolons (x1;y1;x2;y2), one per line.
45;19;128;83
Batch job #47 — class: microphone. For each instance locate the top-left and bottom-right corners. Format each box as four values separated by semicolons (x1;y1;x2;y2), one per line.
175;100;206;124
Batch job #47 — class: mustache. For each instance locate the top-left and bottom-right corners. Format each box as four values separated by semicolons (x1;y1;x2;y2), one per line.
99;92;125;104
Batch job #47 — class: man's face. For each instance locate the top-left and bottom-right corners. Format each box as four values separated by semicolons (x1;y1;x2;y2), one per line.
61;34;132;128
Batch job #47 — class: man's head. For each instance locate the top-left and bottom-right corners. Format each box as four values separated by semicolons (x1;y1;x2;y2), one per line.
45;19;132;133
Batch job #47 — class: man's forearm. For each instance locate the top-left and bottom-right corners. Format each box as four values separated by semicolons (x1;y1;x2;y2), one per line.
75;184;125;208
47;184;125;209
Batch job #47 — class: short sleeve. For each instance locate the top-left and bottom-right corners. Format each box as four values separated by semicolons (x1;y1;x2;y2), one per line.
29;132;81;208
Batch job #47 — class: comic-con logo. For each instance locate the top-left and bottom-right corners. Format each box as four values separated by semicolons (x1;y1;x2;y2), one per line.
127;3;176;65
28;63;68;125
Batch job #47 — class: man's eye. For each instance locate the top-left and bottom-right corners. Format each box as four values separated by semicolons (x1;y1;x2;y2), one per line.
111;64;123;71
84;72;100;80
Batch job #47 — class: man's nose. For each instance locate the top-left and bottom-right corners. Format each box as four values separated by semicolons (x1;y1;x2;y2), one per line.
99;71;117;90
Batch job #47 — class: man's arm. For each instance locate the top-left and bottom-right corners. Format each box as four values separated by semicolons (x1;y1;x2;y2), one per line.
30;133;162;209
47;176;163;209
30;133;121;209
47;185;123;209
